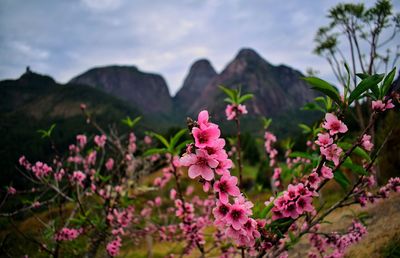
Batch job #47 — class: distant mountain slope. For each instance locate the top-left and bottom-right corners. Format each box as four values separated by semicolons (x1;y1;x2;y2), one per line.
0;70;145;188
69;65;172;114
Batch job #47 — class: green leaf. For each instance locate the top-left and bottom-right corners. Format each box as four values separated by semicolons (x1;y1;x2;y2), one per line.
143;148;167;156
334;170;350;189
303;77;341;105
219;85;236;102
298;123;311;134
262;117;272;129
381;67;396;97
348;74;384;103
37;123;56;139
356;73;369;80
170;129;187;149
238;93;254;104
338;142;371;161
288;151;315;160
152;133;170;148
342;158;368;175
121;116;141;128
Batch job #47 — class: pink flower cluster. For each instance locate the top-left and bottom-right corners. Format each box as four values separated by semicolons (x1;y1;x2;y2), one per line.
225;104;248;120
94;134;107;148
31;161;53;179
71;171;86;187
271;183;315;220
106;236;122;257
372;99;395;112
264;131;278;167
106;206;135;256
322;113;348;135
316;114;347;167
7;186;17;195
361;134;373;151
54;227;82;241
181;110;259;247
309;221;367;258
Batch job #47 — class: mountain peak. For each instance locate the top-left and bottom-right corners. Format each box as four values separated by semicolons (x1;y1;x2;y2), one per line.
173;59;217;108
235;48;263;61
18;67;56;87
189;59;215;71
69;65;172;114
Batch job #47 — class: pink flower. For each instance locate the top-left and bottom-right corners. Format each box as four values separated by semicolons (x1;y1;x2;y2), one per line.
213;200;231;221
320;144;342;166
31;161;53;179
192;126;221;148
225;104;236;120
197;110;218;129
94;134;107;148
323;113;348;135
105;158;114;171
215;158;233;176
170;189;177;200
307;172;321;188
296;196;314;214
106;237;122;257
72;171;86;186
144;135;152;145
361;134;373;151
237;104;248;115
214;175;241;204
226;203;248;230
225;104;248;120
321;165;333;179
7;186;16;195
55;227;82;241
372;100;386;111
180;149;218;181
385;99;395;110
315;133;333;147
76;134;87;148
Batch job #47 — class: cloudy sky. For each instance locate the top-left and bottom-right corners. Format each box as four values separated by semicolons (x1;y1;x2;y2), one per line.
0;0;399;95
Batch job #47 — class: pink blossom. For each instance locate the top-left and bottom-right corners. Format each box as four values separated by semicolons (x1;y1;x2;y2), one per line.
180;149;219;181
214;175;240;204
361;134;373;151
144;135;152;145
226;203;248;230
72;171;86;186
106;237;122;257
323;113;348;135
307;172;321;188
213;200;231;222
128;132;137;153
296;196;314;214
170;189;177;200
225;104;248;120
7;186;16;195
320;144;342;166
197;110;218;129
94;134;107;148
105;158;114;171
19;156;31;170
321;166;334;179
192;126;221;148
31;161;53;179
55;227;82;241
76;134;87;148
372;100;386;111
315;133;333;147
